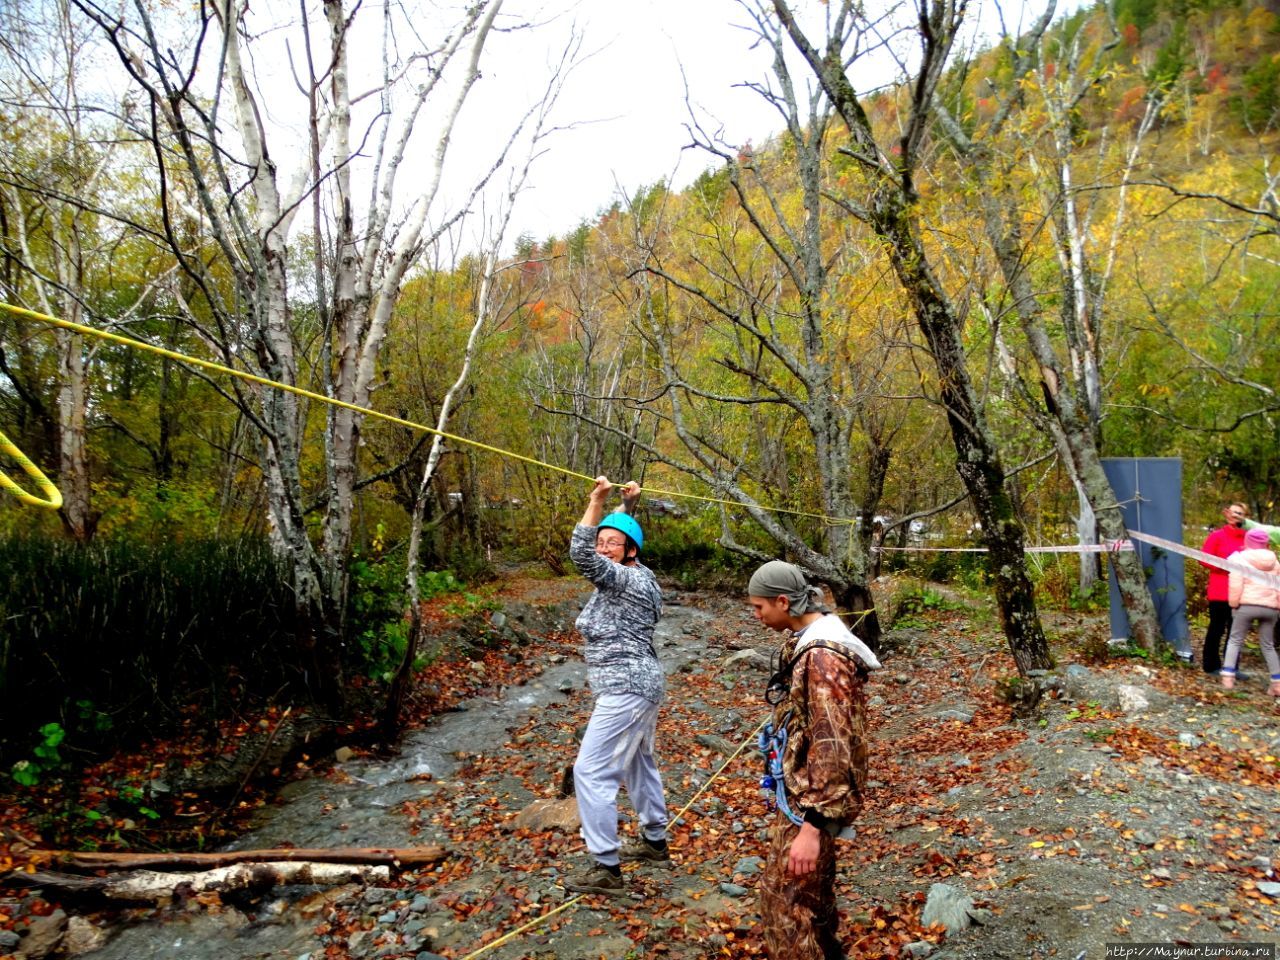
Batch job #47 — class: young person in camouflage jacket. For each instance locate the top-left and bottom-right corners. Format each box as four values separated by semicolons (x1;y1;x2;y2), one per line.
748;560;879;960
562;476;671;897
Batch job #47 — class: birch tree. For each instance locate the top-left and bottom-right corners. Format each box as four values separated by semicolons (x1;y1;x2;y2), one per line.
0;0;174;541
932;2;1164;650
75;0;547;709
382;40;578;738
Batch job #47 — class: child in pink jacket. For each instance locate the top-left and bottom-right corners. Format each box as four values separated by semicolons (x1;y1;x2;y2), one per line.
1222;527;1280;695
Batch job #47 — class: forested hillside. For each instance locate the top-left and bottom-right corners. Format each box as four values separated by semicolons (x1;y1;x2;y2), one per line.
1;0;1278;765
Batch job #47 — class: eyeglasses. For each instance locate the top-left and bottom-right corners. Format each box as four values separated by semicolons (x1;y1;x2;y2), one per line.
596;537;627;549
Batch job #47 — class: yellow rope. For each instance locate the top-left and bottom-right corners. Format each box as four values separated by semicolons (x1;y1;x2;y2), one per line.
0;301;877;954
0;301;854;524
456;717;768;960
0;426;62;510
456;893;584;960
668;716;769;829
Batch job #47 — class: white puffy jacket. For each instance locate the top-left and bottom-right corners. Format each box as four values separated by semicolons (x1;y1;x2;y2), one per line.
1228;548;1280;610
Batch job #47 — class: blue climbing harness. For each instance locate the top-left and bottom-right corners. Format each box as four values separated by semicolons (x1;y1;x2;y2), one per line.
758;710;804;826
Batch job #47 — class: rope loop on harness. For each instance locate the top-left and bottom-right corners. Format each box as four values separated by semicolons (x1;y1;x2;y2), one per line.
758;712;804;827
0;428;62;510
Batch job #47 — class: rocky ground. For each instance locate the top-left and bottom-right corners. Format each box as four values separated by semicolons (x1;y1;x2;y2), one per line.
4;573;1280;959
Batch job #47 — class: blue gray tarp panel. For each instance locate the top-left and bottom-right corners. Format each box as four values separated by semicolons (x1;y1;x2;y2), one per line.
1101;457;1189;652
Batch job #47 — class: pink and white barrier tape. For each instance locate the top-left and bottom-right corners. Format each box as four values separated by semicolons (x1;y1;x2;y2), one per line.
1126;529;1280;592
882;530;1280;592
881;542;1132;554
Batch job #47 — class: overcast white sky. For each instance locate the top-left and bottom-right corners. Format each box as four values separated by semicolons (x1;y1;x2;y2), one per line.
481;0;781;245
457;0;1077;250
83;0;1078;257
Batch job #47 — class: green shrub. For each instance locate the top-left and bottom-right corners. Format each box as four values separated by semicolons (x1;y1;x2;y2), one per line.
1030;554;1109;612
0;535;299;765
639;511;754;590
347;554;467;679
890;581;962;628
892;547;989;588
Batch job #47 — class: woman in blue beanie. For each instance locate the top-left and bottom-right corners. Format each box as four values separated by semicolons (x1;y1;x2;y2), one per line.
561;476;670;897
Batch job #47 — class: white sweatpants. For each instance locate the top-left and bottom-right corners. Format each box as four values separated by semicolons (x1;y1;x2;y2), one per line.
573;692;669;866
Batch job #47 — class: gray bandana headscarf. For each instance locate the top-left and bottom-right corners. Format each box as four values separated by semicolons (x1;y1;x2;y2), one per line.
747;560;827;615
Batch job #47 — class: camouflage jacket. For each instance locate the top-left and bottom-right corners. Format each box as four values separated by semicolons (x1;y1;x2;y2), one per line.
772;617;871;830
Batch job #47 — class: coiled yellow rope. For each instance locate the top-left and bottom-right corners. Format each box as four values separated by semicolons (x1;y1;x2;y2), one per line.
0;426;62;510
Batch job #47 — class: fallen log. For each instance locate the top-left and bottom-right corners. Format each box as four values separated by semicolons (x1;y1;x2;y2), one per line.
34;845;448;873
11;861;392;902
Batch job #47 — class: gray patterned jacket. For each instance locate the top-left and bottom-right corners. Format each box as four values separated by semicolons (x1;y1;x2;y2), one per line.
570;523;665;703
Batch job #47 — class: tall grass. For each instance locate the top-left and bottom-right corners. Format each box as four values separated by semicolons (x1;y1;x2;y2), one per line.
0;536;300;763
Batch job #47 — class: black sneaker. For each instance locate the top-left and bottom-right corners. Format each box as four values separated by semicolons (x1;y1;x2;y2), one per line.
619;837;671;864
562;863;625;897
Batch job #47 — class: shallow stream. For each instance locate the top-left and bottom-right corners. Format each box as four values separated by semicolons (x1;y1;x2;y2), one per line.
79;595;711;960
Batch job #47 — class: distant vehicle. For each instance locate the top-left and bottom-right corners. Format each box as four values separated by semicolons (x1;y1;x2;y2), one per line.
648;498;686;518
868;515;926;537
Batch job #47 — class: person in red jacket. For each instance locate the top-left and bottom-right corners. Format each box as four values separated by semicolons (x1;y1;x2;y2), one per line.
1200;502;1249;673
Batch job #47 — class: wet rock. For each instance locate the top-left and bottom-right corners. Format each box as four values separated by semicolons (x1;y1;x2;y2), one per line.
504;797;581;833
920;883;974;936
16;908;67;959
695;734;738;756
718;710;744;733
61;916;107;956
734;856;764;876
721;649;772;672
1117;685;1150;715
346;930;370;954
719;882;749;897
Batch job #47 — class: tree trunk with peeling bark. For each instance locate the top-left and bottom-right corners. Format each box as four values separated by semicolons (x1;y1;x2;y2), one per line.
76;0;541;715
18;863;393;903
40;846;448;873
769;0;1051;672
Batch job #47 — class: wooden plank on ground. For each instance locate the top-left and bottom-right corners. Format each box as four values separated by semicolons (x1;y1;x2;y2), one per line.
33;845;448;873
